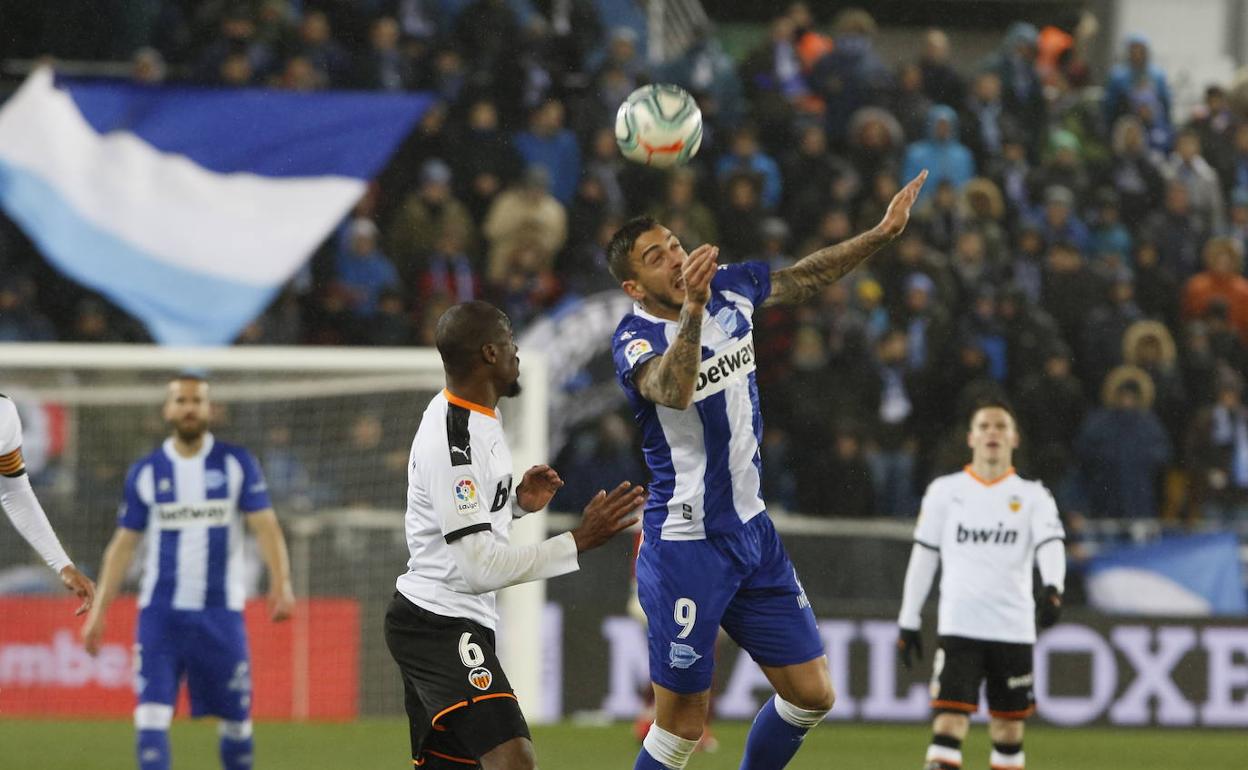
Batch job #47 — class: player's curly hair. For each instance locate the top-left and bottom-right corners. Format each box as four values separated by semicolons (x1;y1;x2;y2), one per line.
606;215;659;283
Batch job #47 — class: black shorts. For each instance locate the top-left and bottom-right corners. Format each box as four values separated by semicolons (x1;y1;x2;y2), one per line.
384;592;531;767
930;635;1035;719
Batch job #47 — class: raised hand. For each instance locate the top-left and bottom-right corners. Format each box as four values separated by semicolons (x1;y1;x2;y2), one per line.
570;481;646;552
878;169;928;239
681;243;719;309
516;464;565;513
59;564;95;616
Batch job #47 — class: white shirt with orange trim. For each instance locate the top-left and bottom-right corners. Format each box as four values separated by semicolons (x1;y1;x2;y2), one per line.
912;467;1065;644
396;390;577;630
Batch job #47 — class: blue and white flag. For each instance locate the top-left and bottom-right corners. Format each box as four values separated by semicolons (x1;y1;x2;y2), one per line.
1085;532;1247;616
0;67;431;344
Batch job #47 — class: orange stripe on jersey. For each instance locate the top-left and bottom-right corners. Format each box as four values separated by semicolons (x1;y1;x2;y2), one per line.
931;699;979;713
472;692;518;706
424;749;478;765
444;389;497;419
963;465;1015;487
430;699;468;729
0;447;24;475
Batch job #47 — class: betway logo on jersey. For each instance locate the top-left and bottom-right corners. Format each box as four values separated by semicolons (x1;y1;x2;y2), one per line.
956;522;1019;545
155;501;231;528
693;334;756;402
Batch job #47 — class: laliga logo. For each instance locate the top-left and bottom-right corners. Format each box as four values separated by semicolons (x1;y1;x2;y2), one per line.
468;667;493;691
455;479;476;503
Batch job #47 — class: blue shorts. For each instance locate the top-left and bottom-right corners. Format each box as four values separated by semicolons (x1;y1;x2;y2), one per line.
635;514;824;693
136;607;252;720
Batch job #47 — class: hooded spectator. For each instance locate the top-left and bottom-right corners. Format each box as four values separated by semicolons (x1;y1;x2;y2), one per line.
902;104;975;202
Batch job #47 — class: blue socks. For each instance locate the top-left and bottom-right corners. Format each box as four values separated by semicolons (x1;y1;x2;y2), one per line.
634;747;669;769
136;729;170;770
739;696;822;770
220;735;254;770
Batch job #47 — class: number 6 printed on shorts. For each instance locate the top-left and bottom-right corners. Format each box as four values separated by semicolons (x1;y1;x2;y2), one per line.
674;598;697;639
458;631;485;667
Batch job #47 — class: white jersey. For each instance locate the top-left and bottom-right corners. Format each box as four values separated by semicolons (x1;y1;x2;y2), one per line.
397;390;523;630
0;395;23;475
914;467;1065;644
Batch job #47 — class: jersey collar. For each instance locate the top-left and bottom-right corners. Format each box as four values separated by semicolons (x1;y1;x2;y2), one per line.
444;389;497;419
163;432;215;462
964;464;1015;486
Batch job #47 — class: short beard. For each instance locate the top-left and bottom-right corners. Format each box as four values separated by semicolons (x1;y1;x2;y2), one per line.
173;421;207;443
506;379;522;398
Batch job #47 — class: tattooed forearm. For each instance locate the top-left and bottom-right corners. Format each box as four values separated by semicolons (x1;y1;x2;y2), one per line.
764;227;894;307
636;305;704;409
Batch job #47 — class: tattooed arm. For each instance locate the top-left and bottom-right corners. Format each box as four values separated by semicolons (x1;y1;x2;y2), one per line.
634;244;718;410
765;170;928;307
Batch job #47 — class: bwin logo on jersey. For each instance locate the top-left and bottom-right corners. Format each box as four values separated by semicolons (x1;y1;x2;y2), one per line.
956;522;1019;545
669;642;702;669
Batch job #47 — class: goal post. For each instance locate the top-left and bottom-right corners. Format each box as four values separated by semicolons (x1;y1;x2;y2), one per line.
0;343;550;722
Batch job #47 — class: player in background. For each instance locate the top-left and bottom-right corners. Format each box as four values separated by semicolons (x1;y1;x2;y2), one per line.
81;375;295;770
387;301;645;770
609;170;927;770
896;401;1066;770
0;394;95;613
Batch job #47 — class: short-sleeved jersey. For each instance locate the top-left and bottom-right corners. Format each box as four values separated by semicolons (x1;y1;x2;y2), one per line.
914;467;1066;644
0;395;25;477
612;262;771;541
120;433;272;611
398;390;518;630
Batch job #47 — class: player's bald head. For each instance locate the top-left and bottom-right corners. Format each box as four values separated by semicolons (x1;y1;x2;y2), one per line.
435;301;511;377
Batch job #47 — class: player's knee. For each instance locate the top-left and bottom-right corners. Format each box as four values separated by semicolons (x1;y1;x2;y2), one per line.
989;717;1025;743
134;703;173;731
795;681;835;713
480;736;536;770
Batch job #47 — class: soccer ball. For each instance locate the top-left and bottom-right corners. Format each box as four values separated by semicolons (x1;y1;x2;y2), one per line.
614;84;703;168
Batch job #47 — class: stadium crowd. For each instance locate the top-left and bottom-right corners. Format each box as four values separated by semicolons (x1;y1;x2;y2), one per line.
4;1;1248;534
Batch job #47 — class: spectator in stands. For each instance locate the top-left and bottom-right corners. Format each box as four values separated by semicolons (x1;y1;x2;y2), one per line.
1074;366;1172;519
717;172;766;262
482;166;567;285
986;126;1034;222
453;99;523;223
354;16;416;91
917;179;961;254
647;167;717;248
1089;187;1132;264
870;328;920;516
1225;124;1248;196
514;99;582;205
416;232;478;307
1133;239;1181;328
847;106;904;188
1144;180;1209;279
961;71;1010;171
659;24;745;128
387;159;476;283
364;288;414;346
716;125;783;210
740;14;808;137
1227;188;1248;257
1016;341;1085;499
1165;128;1227;234
902;105;974;203
961;178;1009;265
454;0;521;84
553;412;645;513
1123;320;1188;452
812;8;894;143
334;218;399;318
985;22;1045;156
1080;267;1143;389
1104;34;1172;133
1042;239;1103;344
918;28;965;110
877;229;956;310
891;62;933;143
0;277;56;342
1190;86;1236;189
1182;236;1248;342
1030;129;1091;209
1187;365;1248;523
997;283;1061;390
856;170;902;235
292;10;349;86
895;272;953;374
131;47;167;84
803;420;875;518
783;122;851;232
195;5;275;84
1035;185;1091;253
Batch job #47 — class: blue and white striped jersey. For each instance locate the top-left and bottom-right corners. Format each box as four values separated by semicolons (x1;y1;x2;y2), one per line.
612;262;771;541
119;433;271;611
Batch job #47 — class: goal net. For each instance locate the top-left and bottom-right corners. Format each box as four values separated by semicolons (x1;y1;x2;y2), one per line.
0;343;550;721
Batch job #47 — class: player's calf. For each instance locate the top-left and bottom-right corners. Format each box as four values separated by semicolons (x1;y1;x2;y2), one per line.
480;736;536;770
219;719;254;770
135;703;173;770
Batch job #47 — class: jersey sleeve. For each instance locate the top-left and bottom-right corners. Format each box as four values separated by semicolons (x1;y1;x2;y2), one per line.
611;321;668;389
236;449;272;513
913;480;948;550
424;450;494;544
710;261;772;309
1030;484;1065;548
0;398;24;476
118;461;151;532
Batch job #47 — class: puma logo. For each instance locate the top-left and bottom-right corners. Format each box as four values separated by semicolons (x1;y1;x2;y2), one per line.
451;446;470;460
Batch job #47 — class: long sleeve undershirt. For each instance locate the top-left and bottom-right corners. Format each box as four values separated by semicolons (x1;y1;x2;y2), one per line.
0;472;73;573
448;530;579;595
897;543;940;630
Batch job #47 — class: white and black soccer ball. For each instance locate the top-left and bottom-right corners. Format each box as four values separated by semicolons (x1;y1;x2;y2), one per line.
614;84;703;168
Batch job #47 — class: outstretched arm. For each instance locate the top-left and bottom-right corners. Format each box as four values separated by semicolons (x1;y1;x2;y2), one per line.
247;509;295;621
80;527;140;654
633;244;719;410
765;170;927;307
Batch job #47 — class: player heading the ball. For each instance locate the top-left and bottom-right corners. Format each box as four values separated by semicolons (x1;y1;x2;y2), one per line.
386;300;645;770
608;170;927;770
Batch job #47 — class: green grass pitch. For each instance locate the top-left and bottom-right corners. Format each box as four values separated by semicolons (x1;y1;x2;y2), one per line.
1;719;1239;769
